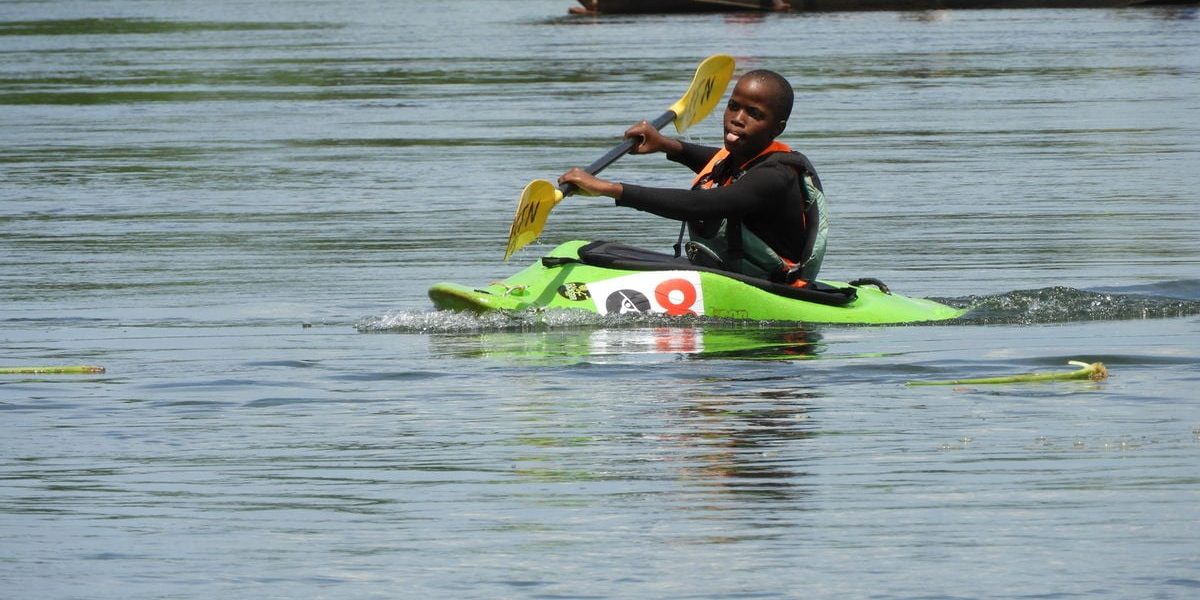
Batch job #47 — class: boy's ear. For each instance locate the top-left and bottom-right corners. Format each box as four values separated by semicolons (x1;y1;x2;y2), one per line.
774;120;788;137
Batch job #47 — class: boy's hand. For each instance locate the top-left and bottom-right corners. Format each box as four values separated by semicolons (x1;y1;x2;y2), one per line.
558;168;622;199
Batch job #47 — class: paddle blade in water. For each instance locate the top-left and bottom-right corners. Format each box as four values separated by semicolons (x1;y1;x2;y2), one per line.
504;179;564;260
906;361;1108;386
668;54;735;134
0;365;106;375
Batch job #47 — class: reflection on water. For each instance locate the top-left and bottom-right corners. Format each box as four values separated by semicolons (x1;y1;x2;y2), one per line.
425;326;823;361
673;388;818;506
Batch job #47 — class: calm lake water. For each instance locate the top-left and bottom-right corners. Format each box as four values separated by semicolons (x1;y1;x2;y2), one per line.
3;0;1200;598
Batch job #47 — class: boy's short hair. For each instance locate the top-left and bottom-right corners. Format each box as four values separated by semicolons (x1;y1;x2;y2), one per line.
743;69;794;123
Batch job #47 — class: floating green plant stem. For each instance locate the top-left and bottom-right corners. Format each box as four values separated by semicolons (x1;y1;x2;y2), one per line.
0;365;106;375
907;361;1107;386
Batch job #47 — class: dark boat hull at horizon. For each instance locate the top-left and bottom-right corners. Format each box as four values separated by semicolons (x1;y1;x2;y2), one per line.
571;0;1185;13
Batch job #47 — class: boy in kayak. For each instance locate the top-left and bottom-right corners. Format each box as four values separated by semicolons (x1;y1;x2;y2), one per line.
558;69;827;283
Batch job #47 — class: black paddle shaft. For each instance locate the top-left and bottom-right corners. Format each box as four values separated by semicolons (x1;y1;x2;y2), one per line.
559;110;676;197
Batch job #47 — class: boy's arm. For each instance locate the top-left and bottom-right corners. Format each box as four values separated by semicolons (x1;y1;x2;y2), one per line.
666;141;721;174
617;162;793;220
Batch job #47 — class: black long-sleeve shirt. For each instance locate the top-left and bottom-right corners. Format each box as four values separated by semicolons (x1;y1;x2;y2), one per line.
617;141;819;264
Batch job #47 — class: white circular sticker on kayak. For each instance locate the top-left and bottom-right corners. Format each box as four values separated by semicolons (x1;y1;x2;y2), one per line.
585;271;704;317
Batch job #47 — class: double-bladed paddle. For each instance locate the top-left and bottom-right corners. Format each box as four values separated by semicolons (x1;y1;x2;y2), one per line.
503;54;736;260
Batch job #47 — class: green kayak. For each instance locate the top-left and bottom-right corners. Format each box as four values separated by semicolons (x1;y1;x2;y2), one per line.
429;240;964;324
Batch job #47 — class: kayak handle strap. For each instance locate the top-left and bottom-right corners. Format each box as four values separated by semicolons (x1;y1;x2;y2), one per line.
542;256;583;268
849;277;891;294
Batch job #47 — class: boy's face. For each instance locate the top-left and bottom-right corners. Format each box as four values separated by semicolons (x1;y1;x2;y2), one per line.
722;76;787;159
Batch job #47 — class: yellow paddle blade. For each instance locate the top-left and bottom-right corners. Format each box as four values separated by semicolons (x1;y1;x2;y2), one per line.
503;55;735;260
504;179;565;260
667;54;735;134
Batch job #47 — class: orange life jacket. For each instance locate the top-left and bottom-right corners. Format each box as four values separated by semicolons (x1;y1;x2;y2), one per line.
684;141;824;286
691;141;793;189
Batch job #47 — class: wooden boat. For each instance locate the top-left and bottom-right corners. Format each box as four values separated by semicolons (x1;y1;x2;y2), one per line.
570;0;1158;13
